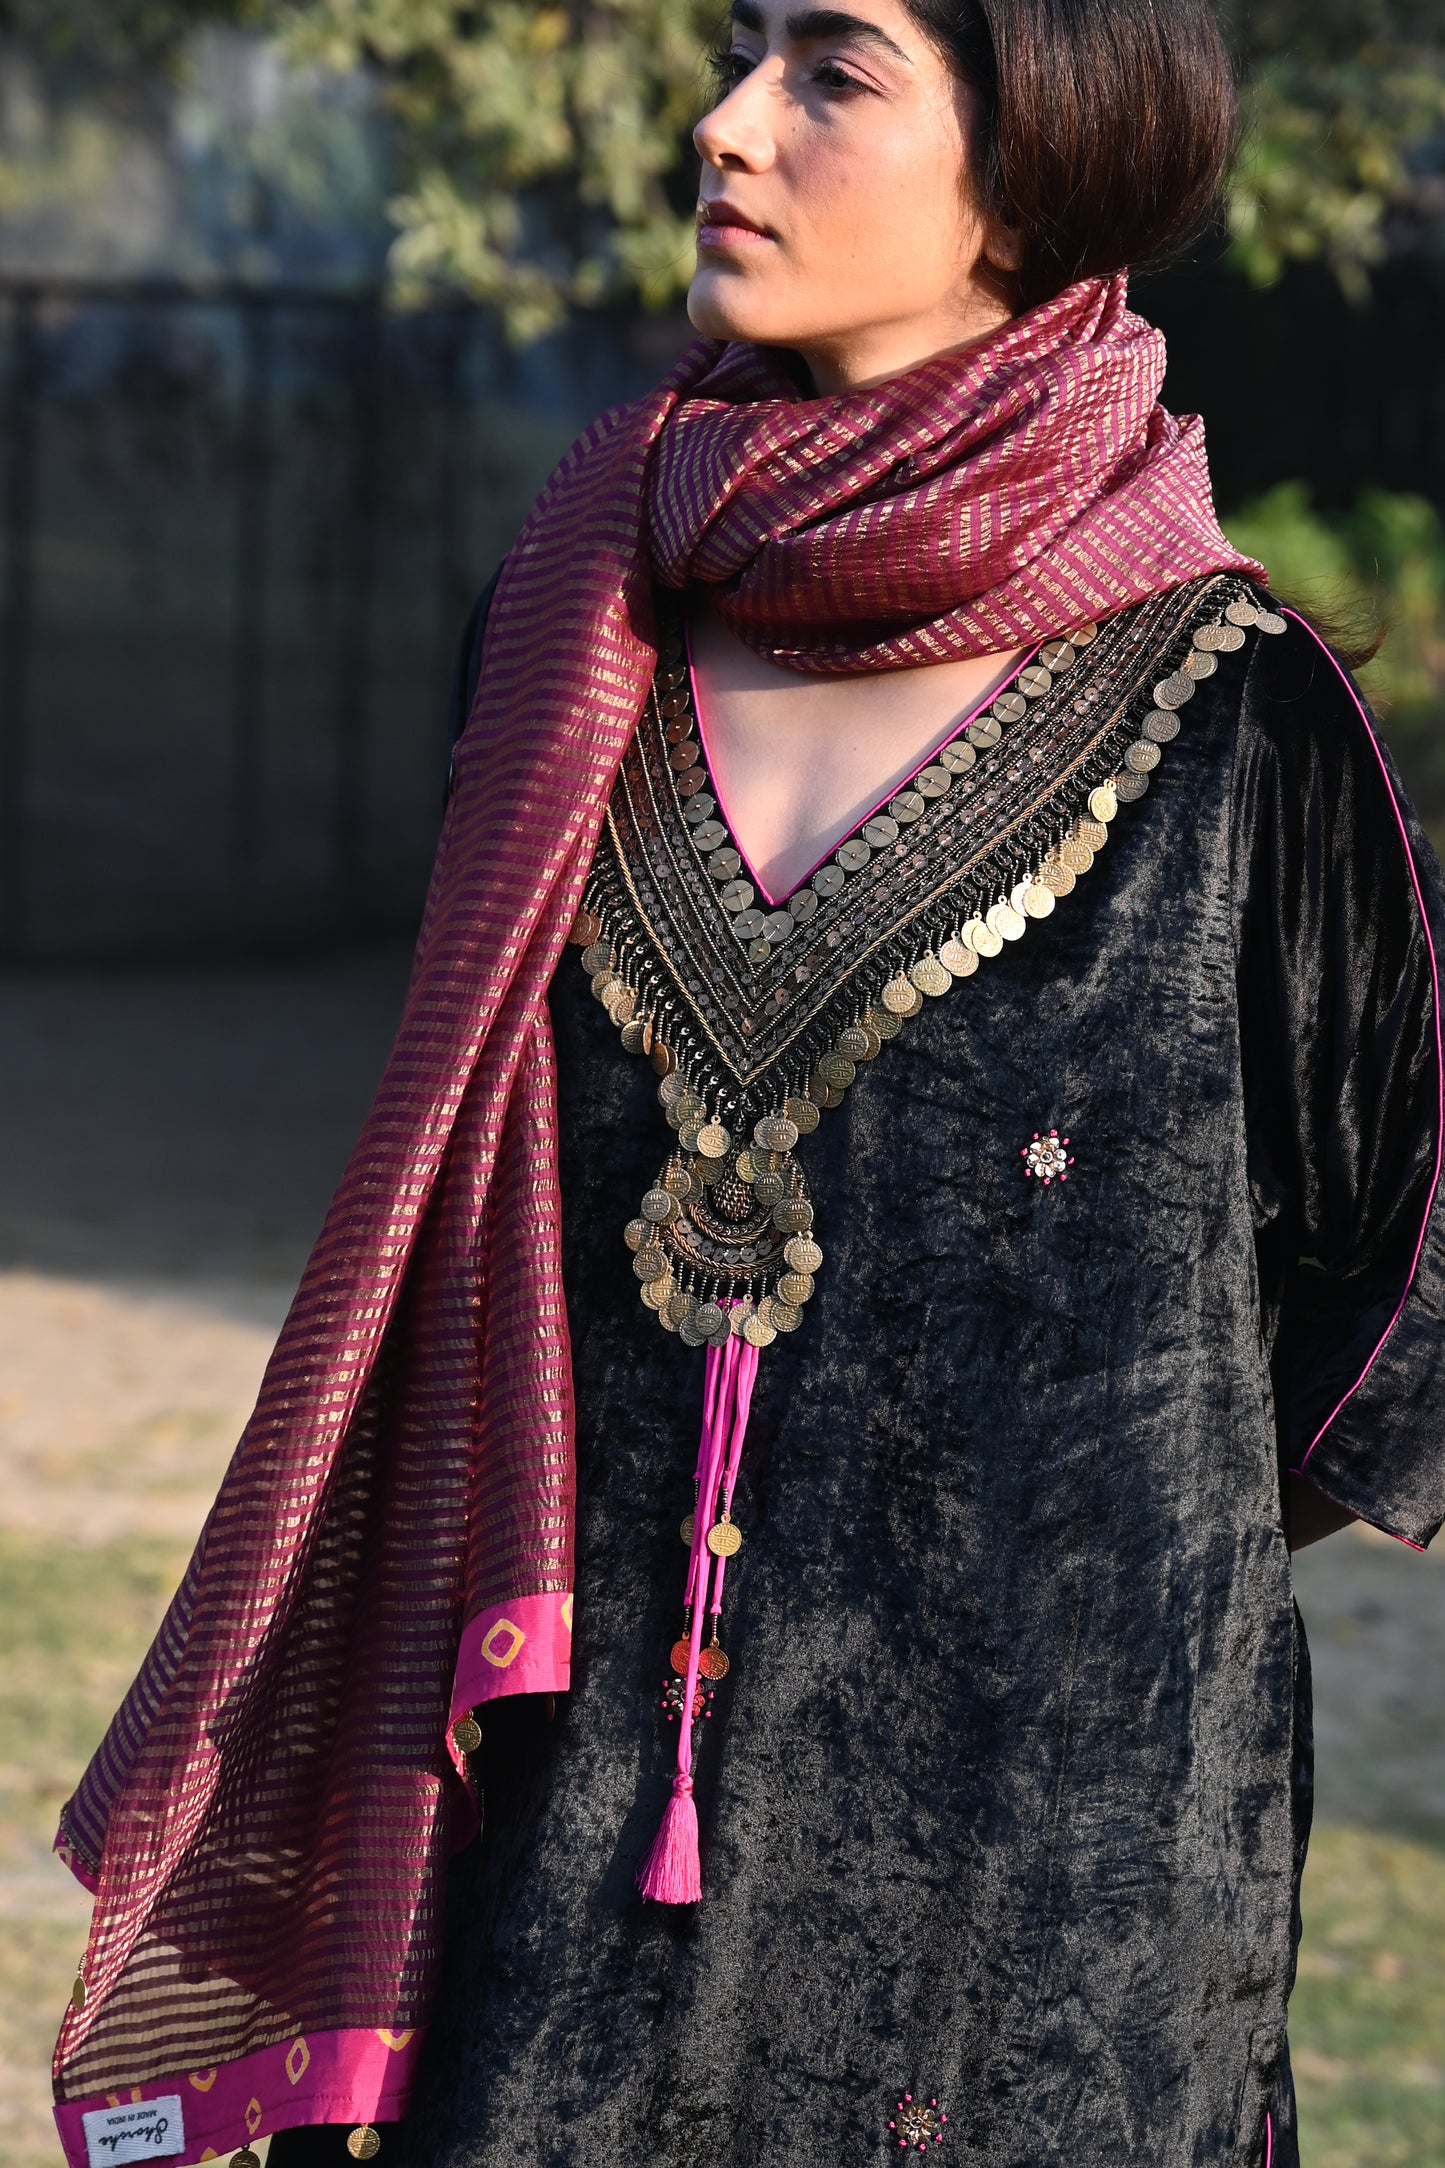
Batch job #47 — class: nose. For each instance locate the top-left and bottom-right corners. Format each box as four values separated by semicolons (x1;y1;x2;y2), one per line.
693;60;781;174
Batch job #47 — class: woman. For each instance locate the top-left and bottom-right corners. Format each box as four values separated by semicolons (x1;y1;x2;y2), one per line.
53;2;1444;2164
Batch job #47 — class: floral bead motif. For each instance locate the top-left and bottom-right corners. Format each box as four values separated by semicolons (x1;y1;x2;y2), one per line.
1022;1129;1073;1184
889;2094;947;2150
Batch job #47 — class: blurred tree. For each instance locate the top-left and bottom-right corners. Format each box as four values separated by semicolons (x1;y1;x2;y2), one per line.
1225;0;1445;295
0;0;256;70
5;0;1445;326
271;0;721;339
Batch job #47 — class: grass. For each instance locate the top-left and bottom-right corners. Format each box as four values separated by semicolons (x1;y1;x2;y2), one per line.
0;1527;1441;2168
0;1531;193;2168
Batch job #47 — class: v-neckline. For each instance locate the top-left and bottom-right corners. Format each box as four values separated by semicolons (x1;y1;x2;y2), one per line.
683;615;1037;909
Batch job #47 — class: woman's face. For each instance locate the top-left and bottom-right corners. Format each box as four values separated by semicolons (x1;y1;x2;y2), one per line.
689;0;1017;394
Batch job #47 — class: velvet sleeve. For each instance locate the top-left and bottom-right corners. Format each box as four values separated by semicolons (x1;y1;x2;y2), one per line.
1232;612;1445;1548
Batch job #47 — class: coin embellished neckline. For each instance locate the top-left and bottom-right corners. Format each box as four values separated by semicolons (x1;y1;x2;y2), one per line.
577;574;1288;1906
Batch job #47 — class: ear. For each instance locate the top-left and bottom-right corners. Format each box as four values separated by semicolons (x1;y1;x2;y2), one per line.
983;214;1023;275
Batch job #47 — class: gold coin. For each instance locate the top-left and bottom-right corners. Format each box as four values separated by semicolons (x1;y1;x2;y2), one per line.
232;2153;262;2168
1077;817;1108;849
755;1113;800;1152
860;1024;883;1057
590;968;620;1002
1088;783;1117;823
784;1236;823;1273
633;1246;669;1283
568;910;601;946
651;1041;675;1076
734;1149;758;1183
966;918;1003;958
1125;739;1161;773
606;985;636;1025
778;1270;815;1306
1144;709;1181;743
773;1196;813;1233
693;1301;725;1338
1152;671;1195;710
451;1715;482;1755
347;2129;382;2162
1255;609;1287;635
938;938;979;977
641;1187;676;1222
624;1218;648;1252
663;1163;693;1197
70;1973;86;2013
743;1312;777;1346
835;1026;871;1060
640;1277;668;1310
754;1171;786;1209
786;1095;821;1132
769;1298;803;1332
1023;882;1056;919
671;1637;694;1675
680;1513;696;1545
818;1052;857;1088
881;974;916;1014
1039;859;1075;896
1225;597;1259;626
1183;648;1217;679
698;1644;731;1681
867;1004;903;1040
707;1520;744;1557
581;941;612;975
619;1019;650;1054
664;1290;692;1328
987;901;1026;941
697;1122;731;1159
1060;837;1093;873
910;955;952;997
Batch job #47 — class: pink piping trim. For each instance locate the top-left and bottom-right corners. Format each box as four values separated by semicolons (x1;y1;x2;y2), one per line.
1282;614;1443;1528
1265;2109;1273;2167
684;612;1033;907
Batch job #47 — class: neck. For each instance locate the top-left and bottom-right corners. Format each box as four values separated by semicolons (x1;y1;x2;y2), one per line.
786;292;1016;396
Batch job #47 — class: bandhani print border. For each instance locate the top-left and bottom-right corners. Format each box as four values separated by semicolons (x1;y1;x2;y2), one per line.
54;2025;423;2167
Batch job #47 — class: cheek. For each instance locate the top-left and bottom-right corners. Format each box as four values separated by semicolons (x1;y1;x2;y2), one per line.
788;113;967;283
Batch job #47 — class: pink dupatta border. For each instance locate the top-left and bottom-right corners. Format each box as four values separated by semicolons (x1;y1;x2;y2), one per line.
54;2024;423;2168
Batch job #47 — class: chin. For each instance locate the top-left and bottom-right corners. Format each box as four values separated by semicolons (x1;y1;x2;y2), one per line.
687;272;793;348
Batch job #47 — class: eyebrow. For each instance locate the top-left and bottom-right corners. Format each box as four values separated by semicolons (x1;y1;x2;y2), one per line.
728;1;915;66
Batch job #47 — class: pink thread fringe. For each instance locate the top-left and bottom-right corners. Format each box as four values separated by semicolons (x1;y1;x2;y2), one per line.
637;1320;759;1903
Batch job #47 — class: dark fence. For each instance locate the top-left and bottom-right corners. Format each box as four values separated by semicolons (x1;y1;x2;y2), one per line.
2;254;1443;961
0;278;683;961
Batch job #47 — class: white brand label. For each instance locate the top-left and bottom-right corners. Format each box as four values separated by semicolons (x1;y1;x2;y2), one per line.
82;2097;185;2167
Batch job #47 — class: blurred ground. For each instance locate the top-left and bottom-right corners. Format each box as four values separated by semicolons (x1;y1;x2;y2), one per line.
0;952;1442;2167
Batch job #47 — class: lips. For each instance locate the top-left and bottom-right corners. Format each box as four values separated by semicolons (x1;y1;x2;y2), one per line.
698;199;774;244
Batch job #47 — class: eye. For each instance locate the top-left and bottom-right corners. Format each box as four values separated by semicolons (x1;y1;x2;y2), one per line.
811;58;869;96
705;47;754;96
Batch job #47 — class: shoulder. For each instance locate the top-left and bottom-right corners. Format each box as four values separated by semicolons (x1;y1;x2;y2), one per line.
1232;595;1401;828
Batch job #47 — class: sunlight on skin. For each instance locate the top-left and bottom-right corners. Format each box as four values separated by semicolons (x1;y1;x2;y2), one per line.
683;0;1025;901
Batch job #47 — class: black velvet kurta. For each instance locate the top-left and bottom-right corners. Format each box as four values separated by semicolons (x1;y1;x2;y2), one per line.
274;602;1445;2168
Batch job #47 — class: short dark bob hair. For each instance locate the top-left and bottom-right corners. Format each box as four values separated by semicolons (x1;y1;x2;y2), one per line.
903;0;1238;309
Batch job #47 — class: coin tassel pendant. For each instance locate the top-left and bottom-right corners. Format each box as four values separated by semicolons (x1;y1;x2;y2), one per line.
637;1327;760;1904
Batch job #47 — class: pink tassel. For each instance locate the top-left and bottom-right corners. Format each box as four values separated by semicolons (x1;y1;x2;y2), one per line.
636;1774;701;1903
